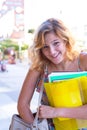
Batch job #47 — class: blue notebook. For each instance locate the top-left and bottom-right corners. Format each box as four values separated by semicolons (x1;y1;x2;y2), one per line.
48;71;87;82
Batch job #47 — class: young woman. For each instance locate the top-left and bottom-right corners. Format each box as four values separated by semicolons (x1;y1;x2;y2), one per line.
17;18;87;130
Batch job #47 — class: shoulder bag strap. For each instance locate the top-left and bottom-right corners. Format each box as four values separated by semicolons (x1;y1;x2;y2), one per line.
33;66;47;126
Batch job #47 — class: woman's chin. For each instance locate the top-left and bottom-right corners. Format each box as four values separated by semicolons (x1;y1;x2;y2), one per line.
52;58;63;64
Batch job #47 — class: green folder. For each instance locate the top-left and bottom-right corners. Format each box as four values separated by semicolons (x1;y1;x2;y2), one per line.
48;71;87;82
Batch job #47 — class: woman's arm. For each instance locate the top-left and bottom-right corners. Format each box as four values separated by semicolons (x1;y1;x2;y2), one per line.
17;69;40;123
39;104;87;119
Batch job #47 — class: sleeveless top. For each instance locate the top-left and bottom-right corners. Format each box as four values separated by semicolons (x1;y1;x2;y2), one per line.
36;56;82;105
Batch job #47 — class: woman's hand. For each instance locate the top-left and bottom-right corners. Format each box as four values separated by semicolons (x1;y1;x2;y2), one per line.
38;105;56;118
38;104;87;120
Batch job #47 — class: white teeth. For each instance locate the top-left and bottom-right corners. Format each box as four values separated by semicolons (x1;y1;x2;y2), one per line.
55;53;59;57
52;53;60;58
53;55;58;58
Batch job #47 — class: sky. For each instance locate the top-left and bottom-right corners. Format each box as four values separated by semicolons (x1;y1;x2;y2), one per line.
24;0;87;29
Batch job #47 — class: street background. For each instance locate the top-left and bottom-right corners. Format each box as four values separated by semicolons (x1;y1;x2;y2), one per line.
0;61;39;130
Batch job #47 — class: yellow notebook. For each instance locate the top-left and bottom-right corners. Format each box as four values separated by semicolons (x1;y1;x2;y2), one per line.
44;76;87;130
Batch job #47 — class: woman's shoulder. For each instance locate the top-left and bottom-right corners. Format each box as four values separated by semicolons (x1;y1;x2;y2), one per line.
80;51;87;61
79;52;87;70
28;68;42;78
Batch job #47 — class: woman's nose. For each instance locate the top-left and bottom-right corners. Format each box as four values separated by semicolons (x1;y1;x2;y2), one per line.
49;46;56;55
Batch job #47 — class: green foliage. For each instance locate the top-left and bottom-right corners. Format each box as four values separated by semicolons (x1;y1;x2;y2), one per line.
0;39;28;52
0;39;19;51
21;43;29;50
28;29;35;34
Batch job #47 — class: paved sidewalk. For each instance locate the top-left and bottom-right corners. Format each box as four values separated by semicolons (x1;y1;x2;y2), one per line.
0;62;39;130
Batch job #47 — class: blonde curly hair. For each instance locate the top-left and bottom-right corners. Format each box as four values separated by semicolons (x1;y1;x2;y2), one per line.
29;18;79;71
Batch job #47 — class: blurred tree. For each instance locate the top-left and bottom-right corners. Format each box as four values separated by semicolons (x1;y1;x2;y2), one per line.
0;39;18;51
0;39;28;51
28;29;35;34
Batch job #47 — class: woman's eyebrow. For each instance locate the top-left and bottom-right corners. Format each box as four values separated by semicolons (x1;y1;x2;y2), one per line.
51;39;60;44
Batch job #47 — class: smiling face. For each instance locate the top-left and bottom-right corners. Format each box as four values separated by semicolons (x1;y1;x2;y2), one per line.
41;32;67;64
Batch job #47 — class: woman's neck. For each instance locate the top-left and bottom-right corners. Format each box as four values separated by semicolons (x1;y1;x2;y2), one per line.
48;58;78;73
54;60;72;70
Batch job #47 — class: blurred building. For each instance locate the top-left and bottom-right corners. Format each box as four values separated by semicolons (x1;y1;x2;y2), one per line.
0;0;24;41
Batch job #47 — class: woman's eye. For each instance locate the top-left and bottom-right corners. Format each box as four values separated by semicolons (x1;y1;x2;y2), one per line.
42;45;49;49
54;42;60;46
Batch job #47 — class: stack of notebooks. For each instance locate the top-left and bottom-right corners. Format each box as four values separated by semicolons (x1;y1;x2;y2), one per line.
44;71;87;130
48;71;87;82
